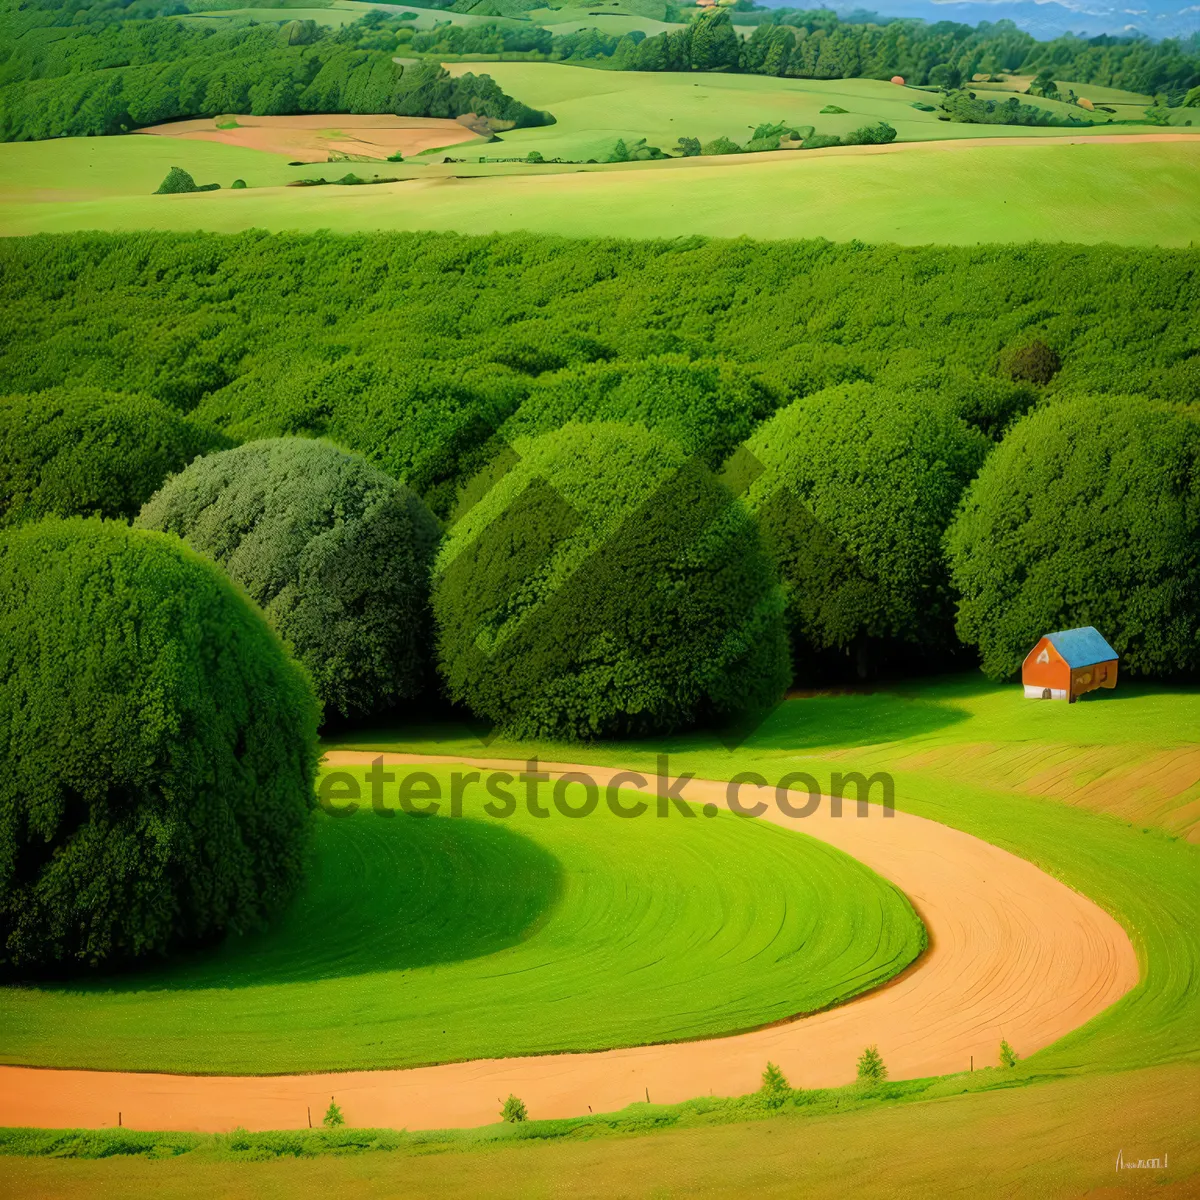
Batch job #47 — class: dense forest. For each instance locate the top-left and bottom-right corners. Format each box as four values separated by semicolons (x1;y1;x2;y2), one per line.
2;232;1198;696
0;1;551;139
1;231;1195;513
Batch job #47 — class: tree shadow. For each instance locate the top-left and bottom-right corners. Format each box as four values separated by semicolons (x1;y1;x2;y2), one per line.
722;684;975;753
47;815;564;994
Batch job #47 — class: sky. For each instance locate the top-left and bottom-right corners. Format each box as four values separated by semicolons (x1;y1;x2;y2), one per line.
814;0;1200;38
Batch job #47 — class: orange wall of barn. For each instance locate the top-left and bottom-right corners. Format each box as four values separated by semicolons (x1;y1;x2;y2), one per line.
1022;638;1070;690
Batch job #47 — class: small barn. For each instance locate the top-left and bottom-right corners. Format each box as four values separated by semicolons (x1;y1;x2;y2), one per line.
1022;626;1118;702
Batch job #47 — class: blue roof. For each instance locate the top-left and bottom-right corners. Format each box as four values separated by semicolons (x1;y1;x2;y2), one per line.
1046;627;1118;668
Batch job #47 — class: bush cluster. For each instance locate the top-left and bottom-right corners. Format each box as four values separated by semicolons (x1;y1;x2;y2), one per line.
0;387;228;528
434;422;790;740
3;233;1193;513
138;438;441;720
744;385;989;672
1;231;1197;696
0;518;319;971
501;356;777;468
947;395;1200;680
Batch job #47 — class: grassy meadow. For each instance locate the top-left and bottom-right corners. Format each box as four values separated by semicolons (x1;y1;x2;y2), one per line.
334;679;1200;1078
181;1;533;31
7;679;1197;1081
0;135;312;199
0;763;922;1073
443;64;1169;160
2;135;1197;244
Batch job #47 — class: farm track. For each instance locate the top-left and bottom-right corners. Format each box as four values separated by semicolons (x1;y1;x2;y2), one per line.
0;754;1138;1133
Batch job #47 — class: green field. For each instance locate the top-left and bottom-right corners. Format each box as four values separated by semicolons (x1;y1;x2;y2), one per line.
0;765;922;1073
338;679;1200;1077
4;135;1196;246
0;135;313;199
182;1;534;30
3;676;1199;1189
444;64;1168;160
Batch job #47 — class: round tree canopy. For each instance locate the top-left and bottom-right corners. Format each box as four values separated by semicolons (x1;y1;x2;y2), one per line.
0;518;319;972
501;356;776;469
138;438;441;720
434;421;790;740
947;395;1200;679
0;387;228;528
743;384;990;660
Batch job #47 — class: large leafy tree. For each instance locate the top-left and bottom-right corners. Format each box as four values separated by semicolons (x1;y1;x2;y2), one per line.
501;356;776;470
743;384;989;675
947;395;1200;679
0;518;319;971
138;438;441;719
434;421;790;740
0;387;227;528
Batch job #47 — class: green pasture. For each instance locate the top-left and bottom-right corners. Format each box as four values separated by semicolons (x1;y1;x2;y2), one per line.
444;64;1168;159
0;764;922;1073
975;76;1153;106
336;679;1200;1077
183;1;536;28
4;136;1195;246
0;135;311;199
527;5;742;37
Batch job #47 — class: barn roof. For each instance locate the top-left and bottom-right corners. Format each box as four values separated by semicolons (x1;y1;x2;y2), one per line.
1046;626;1118;668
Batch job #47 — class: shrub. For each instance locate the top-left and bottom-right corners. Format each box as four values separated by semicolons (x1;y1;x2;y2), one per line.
842;121;897;145
801;132;841;149
743;385;989;672
700;136;742;155
501;356;777;469
154;167;197;195
0;387;229;528
999;1039;1019;1068
947;395;1200;680
608;137;664;162
674;135;701;156
433;422;790;740
820;104;848;114
231;178;247;189
0;518;319;971
323;1098;344;1128
138;438;441;719
759;1062;792;1109
1001;339;1061;386
857;1045;887;1084
501;1094;528;1122
526;150;544;163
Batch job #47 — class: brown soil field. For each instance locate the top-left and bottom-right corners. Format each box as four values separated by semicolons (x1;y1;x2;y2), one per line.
0;755;1139;1135
136;114;480;162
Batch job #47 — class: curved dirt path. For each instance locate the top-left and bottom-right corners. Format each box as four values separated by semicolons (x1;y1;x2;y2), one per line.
0;754;1138;1132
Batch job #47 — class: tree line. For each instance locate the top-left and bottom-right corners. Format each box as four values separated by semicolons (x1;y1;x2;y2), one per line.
374;8;1198;99
0;4;551;139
